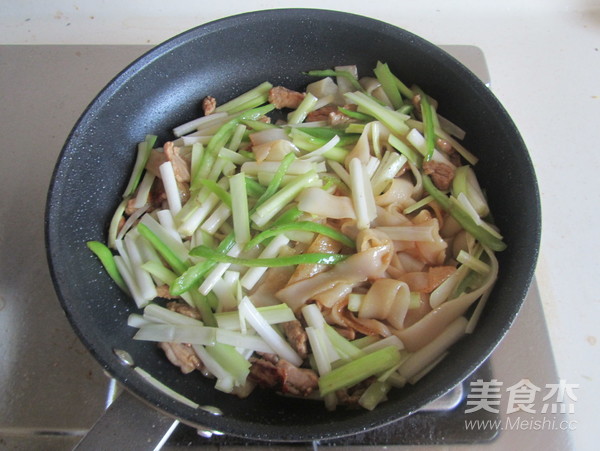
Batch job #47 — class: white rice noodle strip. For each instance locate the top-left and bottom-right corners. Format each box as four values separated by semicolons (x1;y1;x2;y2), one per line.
408;162;424;199
300;135;340;161
297;187;356;219
241;235;290;290
156;209;183;243
173;111;228;137
375;224;439;242
349;158;377;230
124;233;157;304
395;246;498;352
159;161;182;216
133;171;156;208
140;214;189;263
397;316;467;381
238;296;303;366
358;278;411;330
375;178;414;209
465;283;495;334
198;244;242;295
344;121;374;166
276;241;393;311
117;204;150;241
134;367;199;408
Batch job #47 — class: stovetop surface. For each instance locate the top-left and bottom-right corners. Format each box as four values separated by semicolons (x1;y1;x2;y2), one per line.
0;44;571;450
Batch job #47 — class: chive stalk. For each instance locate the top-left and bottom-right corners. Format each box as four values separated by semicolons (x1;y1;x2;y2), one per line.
318;346;402;396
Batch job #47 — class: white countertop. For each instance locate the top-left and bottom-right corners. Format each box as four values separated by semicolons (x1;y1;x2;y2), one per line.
2;1;598;449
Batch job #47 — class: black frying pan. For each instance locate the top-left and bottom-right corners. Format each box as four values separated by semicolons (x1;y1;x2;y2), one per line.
45;9;540;442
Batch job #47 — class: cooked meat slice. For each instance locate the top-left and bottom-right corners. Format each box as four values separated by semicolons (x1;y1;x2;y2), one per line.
306;105;337;122
249;356;281;388
202;96;217;115
336;377;376;406
422;160;455;190
156;285;180;300
328;110;352;126
167;301;202;320
158;342;204;374
163;141;191;183
268;86;305;109
281;320;308;359
249;356;318;397
276;359;318;397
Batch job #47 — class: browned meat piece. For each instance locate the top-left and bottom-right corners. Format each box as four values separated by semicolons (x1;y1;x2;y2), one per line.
163;141;191;183
249;356;318;397
166;301;202;320
336;377;376;406
156;285;180;300
249;356;281;387
145;143;191;184
422;160;455;190
306;105;337;122
276;359;318;396
328;110;352;126
158;342;204;374
202;96;216;115
268;86;305;109
281;320;308;359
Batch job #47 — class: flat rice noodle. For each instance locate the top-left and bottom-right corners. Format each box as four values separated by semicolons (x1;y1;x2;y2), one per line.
276;230;394;312
396;252;427;273
343;312;392;337
344;121;380;168
313;282;354;308
249;266;295;307
375;178;414;208
402;294;432;328
339;219;360;240
287;234;342;285
297;187;356;219
358;278;411;329
395;246;498;351
410;212;447;265
374;204;411;227
397;271;429;292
